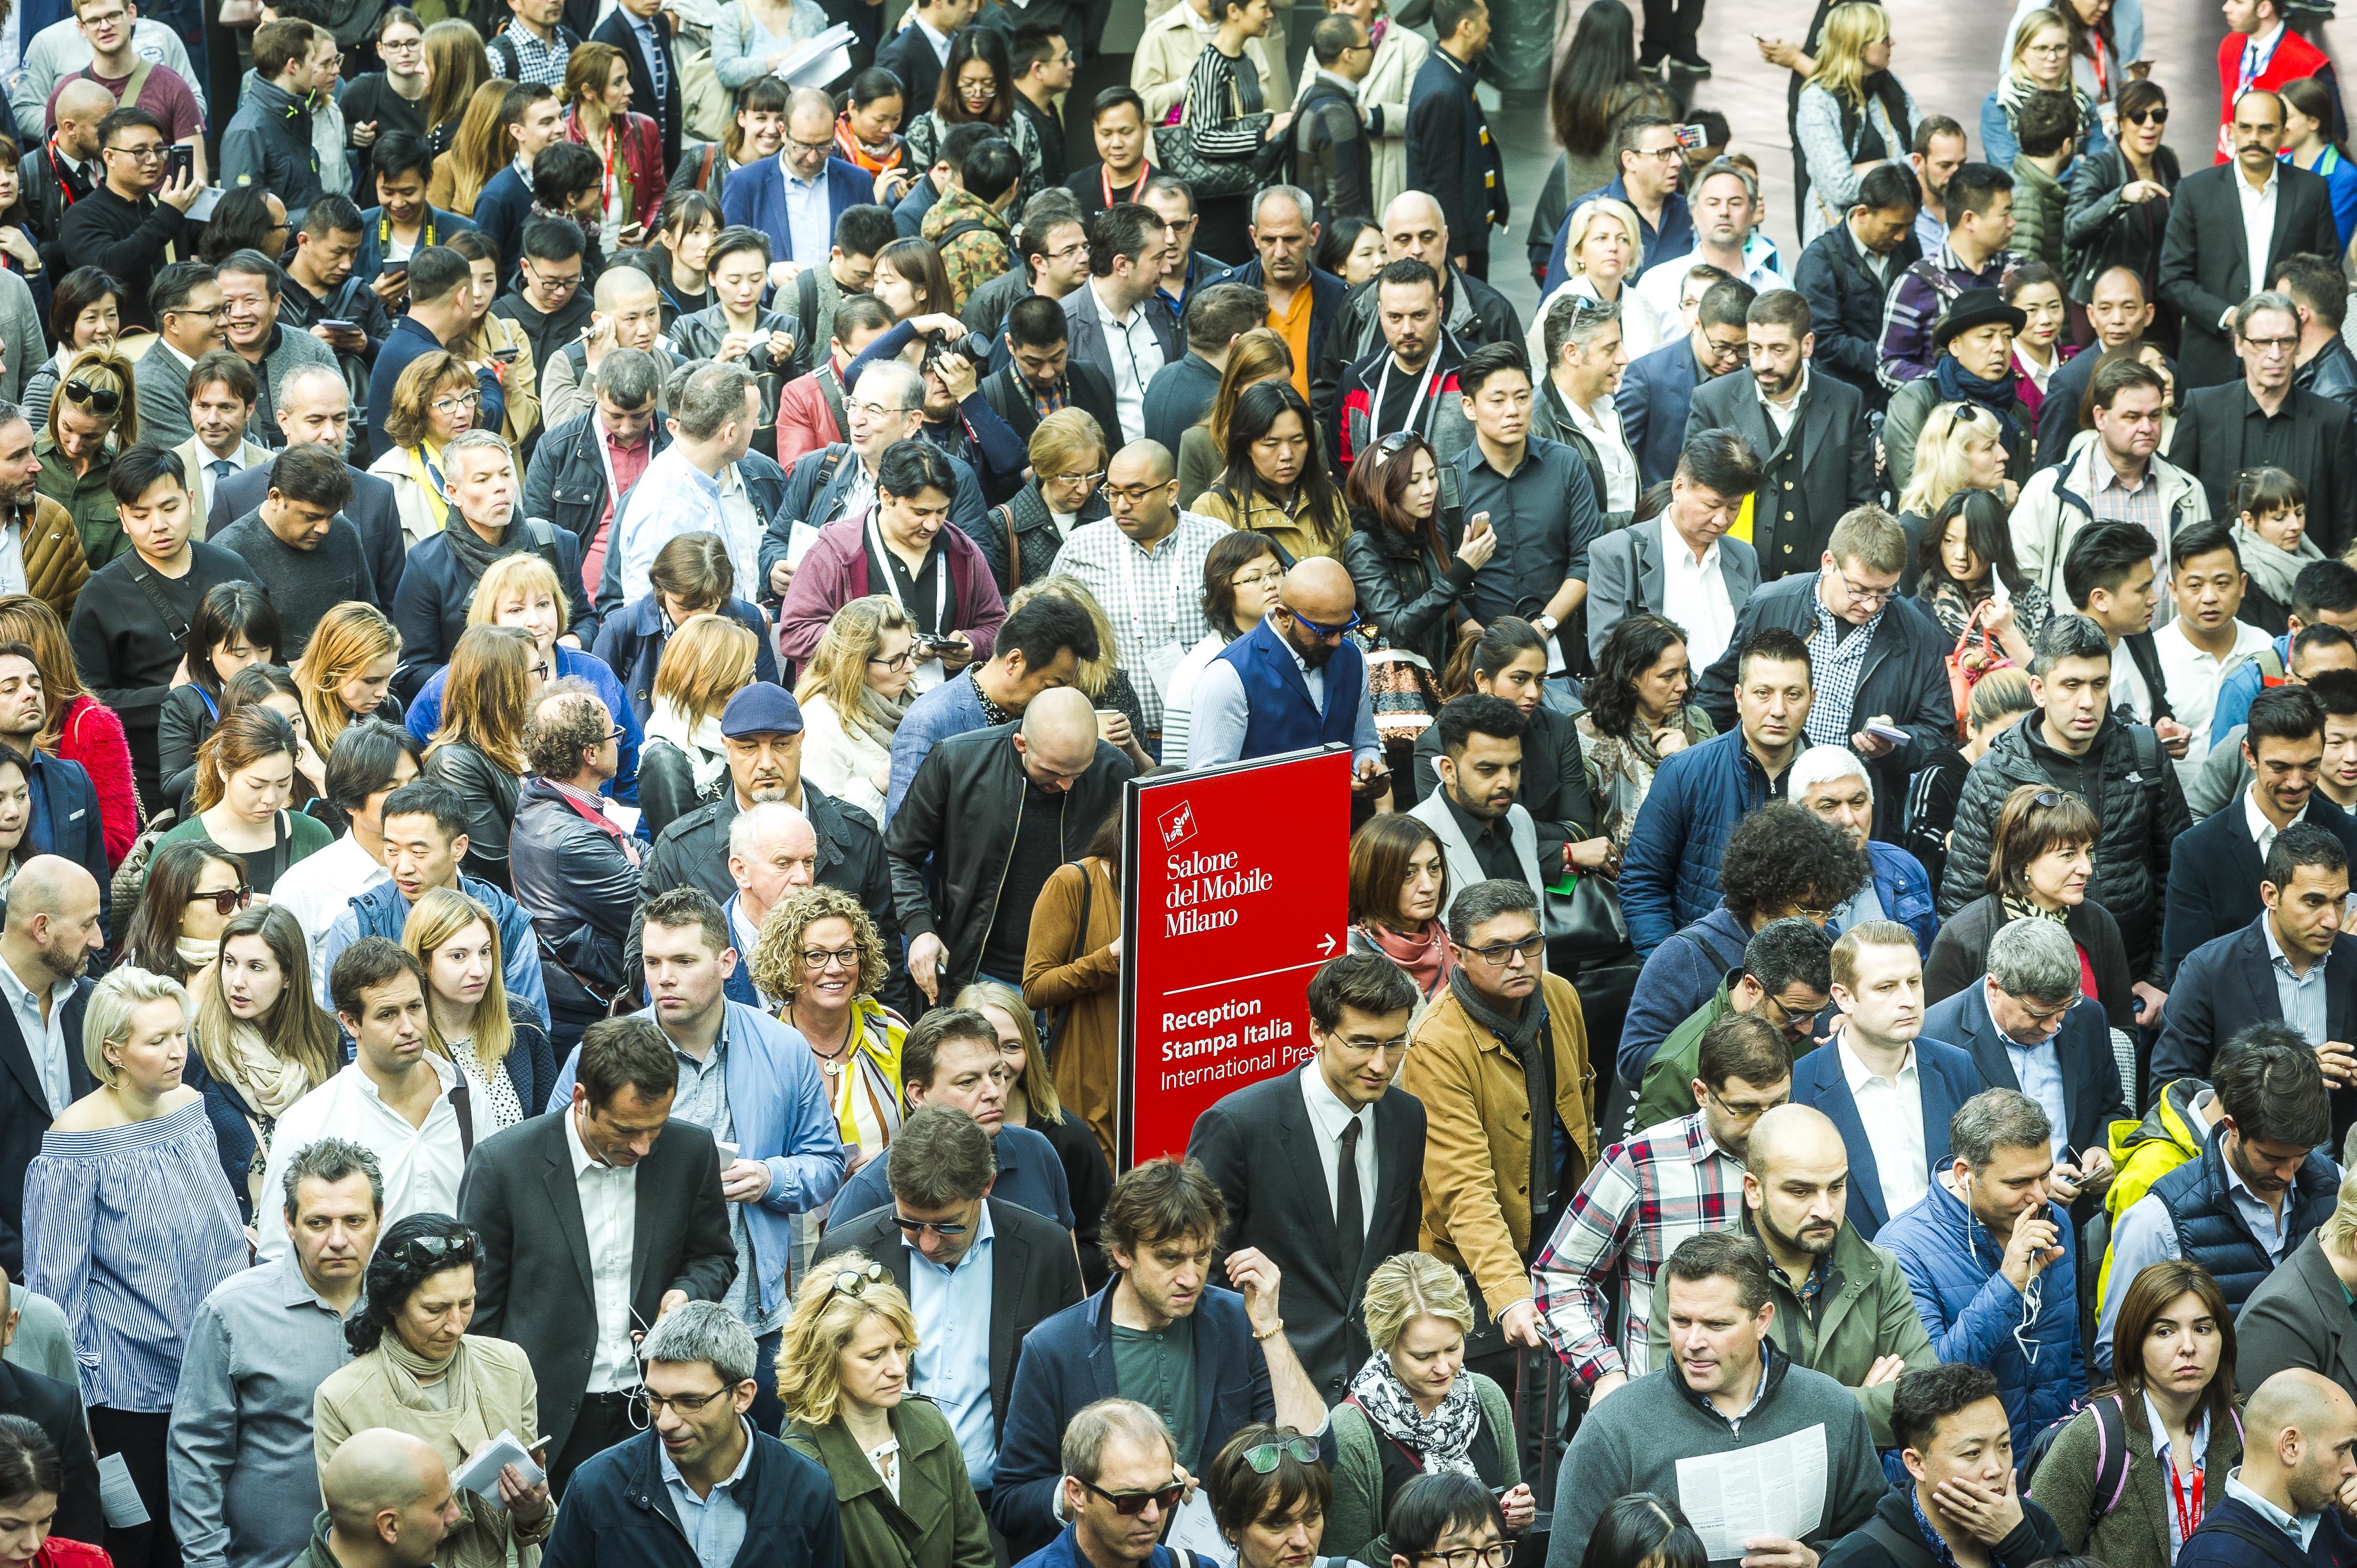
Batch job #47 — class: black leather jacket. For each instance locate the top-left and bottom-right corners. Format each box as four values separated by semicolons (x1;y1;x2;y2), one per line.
1339;508;1473;671
508;777;640;1019
2299;334;2357;420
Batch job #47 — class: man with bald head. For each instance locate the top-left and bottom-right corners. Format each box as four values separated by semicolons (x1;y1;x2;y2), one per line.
1186;554;1387;790
2179;1367;2357;1568
31;81;111;250
2034;266;2157;465
1048;440;1222;749
0;855;103;1274
887;684;1135;1003
300;1428;459;1568
722;801;816;1009
1644;1101;1935;1446
541;265;680;430
1312;189;1523;430
208;364;406;601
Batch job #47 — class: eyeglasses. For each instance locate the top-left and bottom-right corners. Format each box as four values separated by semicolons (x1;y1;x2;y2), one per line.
868;649;914;672
801;946;861;972
104;141;164;161
168;303;224;320
1231;568;1283;591
626;1381;742;1429
786;134;835;156
892;1212;971;1237
2242;333;2299;355
1102;482;1169;504
1705;1086;1787;1120
1241;1438;1319;1473
2023;40;2071;55
1044;471;1106;488
380;34;424;50
1462;932;1545;966
429;390;483;415
1082;1478;1187;1517
523;261;583;291
63;377;120;415
2125;106;2168;125
605;725;627;743
1288;606;1362;639
1831;568;1897;608
1635;144;1684;161
188;885;253;916
1422;1546;1515;1568
847;399;909;420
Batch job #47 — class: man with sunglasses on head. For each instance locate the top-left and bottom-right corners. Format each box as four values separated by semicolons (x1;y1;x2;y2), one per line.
56;102;201;331
539;1299;841;1568
541;885;844;1438
815;1103;1087;1501
1185;556;1386;796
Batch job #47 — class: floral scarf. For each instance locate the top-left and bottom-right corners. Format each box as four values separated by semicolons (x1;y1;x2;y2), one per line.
1346;1353;1483;1477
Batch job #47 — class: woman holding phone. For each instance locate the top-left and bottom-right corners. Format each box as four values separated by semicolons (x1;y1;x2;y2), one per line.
560;42;663;250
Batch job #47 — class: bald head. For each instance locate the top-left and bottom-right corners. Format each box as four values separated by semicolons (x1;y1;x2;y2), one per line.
1;856;102;986
2243;1367;2357;1511
6;856;92;929
2251;1369;2353;1444
595;266;657;312
1384;191;1450;270
54;79;113;138
1744;1105;1845;1178
1112;440;1176;487
323;1428;455;1565
1282;557;1357;625
1016;687;1103;791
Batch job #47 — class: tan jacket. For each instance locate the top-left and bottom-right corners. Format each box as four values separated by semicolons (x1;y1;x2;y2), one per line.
22;494;87;622
480;312;543;450
1024;855;1120;1172
313;1335;552;1568
1192;484;1349;564
1400;972;1597;1317
1133;2;1286;125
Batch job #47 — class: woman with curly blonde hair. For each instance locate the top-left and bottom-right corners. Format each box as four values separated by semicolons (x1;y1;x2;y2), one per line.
422;626;539;890
1005;576;1154;770
400;886;555;1132
368;351;482;546
293;602;404;755
640;613;760;839
794;598;912;826
750;885;905;1195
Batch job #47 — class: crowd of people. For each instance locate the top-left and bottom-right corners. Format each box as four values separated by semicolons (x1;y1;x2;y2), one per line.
0;0;2351;1565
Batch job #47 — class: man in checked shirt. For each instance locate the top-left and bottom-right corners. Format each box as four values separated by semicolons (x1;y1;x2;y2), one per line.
1530;1012;1792;1405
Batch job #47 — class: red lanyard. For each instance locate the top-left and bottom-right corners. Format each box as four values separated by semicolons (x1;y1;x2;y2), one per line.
46;144;78;208
2168;1458;2205;1546
1102;163;1147;208
2091;38;2108;100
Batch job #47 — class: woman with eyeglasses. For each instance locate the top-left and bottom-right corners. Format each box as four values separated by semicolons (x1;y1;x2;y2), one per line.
403;886;554;1136
182;901;339;1228
1349;814;1454;999
1207;1424;1347;1568
369;351;482;549
36;348;135;576
1328;1254;1530;1563
960;978;1113;1281
780;1254;992;1568
24;964;244;1568
640;612;760;840
341;8;432;199
156;706;331;897
0;594;136;865
1177;327;1295;511
795;596;914;827
1910;488;2047;668
2064;79;2178;313
156;584;281;819
2034;1261;2238;1568
312;1214;553;1568
1420;618;1610;880
988;409;1111;596
1023;804;1125;1172
421;626;540;893
902;29;1043;200
1163;530;1286;765
1983;7;2106;170
122;842;249;986
1196;380;1350;565
1577;613;1715;866
295;602;405;758
21;269;118;431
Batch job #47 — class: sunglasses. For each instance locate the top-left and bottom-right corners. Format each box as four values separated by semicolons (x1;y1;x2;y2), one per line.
2124;106;2168;125
63;378;119;415
1289;607;1362;639
1241;1437;1319;1473
187;885;253;916
1082;1478;1186;1517
821;1260;887;1305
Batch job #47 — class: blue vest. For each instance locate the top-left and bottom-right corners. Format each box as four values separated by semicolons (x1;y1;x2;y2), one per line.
2148;1132;2338;1308
1214;617;1363;761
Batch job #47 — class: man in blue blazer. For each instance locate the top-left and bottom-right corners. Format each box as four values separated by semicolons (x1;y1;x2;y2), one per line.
0;857;98;1275
1614;275;1751;487
1791;921;1989;1239
2155;821;2357;1143
721;92;876;269
2162;684;2357;983
1923;917;2127;1195
989;1158;1325;1561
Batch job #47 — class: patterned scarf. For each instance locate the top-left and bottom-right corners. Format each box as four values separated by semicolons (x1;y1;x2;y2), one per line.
2000;893;2069;928
1345;1353;1484;1477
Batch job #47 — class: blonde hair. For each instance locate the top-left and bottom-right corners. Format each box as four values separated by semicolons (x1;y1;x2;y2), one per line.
1897;404;2003;517
1028;407;1108;478
1360;1251;1474;1353
83;964;191;1086
1008;574;1119;701
776;1251;919;1425
294;602;402;753
651;613;759;728
384;350;477;451
2009;7;2071;78
954;978;1061;1121
1206;329;1294;453
795;596;910;747
1807;2;1892;110
428;625;533;776
423;18;490;133
1560;197;1643;277
2328;1163;2357;1253
748;885;888;1005
439;80;513;215
470;553;572;639
49;347;136;448
402;886;515;1067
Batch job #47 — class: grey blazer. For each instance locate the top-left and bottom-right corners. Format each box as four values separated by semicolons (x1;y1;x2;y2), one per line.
1681;367;1874;580
1585;517;1760;660
2236;1230;2357;1397
1061;283;1182;422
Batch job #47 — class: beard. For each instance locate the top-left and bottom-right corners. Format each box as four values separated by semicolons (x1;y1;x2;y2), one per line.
1758;1202;1837;1259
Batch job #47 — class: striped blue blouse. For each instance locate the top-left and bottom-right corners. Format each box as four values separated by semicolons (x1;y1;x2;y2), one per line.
23;1100;248;1413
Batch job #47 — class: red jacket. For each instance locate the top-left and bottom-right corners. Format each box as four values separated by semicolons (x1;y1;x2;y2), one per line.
2215;25;2338;160
59;695;134;866
39;1539;110;1567
564;109;665;233
774;514;1004;664
774;369;845;466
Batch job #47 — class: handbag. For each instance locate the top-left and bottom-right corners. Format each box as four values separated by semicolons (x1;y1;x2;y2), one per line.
1944;596;2015;739
1543;869;1630;959
1152;70;1283;199
1364;646;1439;744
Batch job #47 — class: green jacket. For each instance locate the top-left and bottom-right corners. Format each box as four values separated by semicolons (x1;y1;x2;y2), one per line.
35;435;123;572
1632;980;1736;1133
2030;1391;2242;1568
1646;1206;1935;1448
2010;153;2069;266
784;1395;994;1568
1327;1372;1518;1565
295;1510;337;1568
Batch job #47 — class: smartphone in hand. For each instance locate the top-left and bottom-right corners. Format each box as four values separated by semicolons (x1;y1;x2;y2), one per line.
167;143;194;184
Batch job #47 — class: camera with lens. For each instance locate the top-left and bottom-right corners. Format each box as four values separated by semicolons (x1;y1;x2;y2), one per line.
922;329;995;374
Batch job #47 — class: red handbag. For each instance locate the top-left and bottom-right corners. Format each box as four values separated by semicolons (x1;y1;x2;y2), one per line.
1945;598;2015;740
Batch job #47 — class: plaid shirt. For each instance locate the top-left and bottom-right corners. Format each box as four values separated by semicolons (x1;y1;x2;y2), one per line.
1876;243;2016;389
1531;1111;1747;1388
1047;512;1224;731
1805;592;1882;749
486;21;575;87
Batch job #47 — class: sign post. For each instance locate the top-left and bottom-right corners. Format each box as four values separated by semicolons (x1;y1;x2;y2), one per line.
1116;745;1354;1169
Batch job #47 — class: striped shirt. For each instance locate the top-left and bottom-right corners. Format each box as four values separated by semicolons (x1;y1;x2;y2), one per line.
23;1100;246;1412
1179;41;1268;159
1530;1111;1746;1387
1048;512;1224;731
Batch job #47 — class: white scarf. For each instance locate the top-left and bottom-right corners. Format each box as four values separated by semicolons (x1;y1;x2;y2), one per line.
645;703;730;793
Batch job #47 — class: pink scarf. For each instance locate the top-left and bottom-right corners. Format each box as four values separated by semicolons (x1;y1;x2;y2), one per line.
1360;920;1454;998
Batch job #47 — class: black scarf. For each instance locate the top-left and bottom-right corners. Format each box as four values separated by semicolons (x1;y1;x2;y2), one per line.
1448;968;1555;1227
442;510;529;584
1933;354;2025;452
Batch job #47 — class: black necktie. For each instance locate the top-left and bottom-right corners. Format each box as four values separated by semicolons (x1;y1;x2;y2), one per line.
1336;1117;1365;1290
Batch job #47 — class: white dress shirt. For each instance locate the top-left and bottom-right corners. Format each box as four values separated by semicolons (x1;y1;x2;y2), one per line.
0;959;75;1115
567;1103;643;1395
2248;786;2309;862
0;518;25;600
1758;366;1809;445
1089;280;1167;445
2155;617;2274;783
270;833;391;1000
2235;165;2282;327
1660;533;1737;672
1561;388;1638;514
1837;1030;1928;1220
1298;1062;1376;1234
254;1054;464;1260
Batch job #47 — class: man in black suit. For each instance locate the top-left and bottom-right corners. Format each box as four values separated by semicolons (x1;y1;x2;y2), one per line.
0;858;99;1277
207;365;405;607
2168;291;2357;558
1187;952;1427;1406
2165;685;2357;982
459;1014;735;1497
2159;87;2343;391
2154;822;2357;1144
1681;288;1874;582
590;0;683;183
1617;276;1752;488
1791;164;1922;414
814;1104;1085;1500
0;1347;101;1542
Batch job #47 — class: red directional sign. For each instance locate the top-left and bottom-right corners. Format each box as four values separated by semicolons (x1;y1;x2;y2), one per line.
1118;745;1355;1168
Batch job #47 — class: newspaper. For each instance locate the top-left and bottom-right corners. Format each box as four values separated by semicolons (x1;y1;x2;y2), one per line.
1671;1423;1828;1561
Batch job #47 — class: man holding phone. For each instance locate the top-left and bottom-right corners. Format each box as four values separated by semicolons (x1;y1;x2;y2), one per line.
58;102;202;329
45;0;206;183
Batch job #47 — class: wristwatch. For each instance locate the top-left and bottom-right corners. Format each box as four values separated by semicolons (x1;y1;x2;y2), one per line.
1532;613;1560;636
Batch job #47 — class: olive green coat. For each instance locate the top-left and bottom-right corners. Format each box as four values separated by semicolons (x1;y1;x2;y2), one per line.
785;1395;992;1568
2029;1390;2242;1568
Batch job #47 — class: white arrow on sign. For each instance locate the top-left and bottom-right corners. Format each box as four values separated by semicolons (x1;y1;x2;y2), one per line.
1317;933;1337;955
